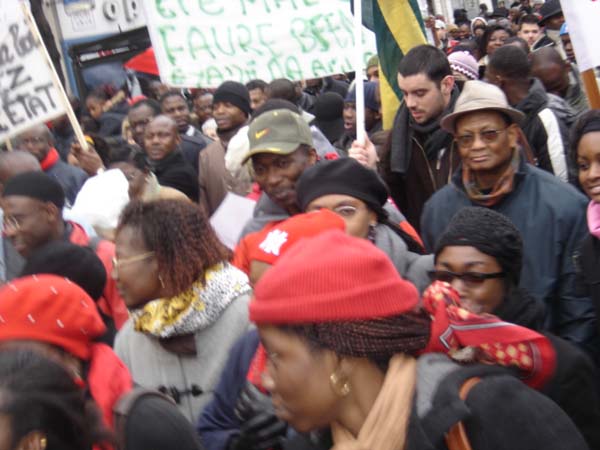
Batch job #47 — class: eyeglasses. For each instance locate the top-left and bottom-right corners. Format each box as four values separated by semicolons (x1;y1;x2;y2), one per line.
17;136;46;146
2;215;20;233
112;252;155;270
455;128;508;149
428;270;506;286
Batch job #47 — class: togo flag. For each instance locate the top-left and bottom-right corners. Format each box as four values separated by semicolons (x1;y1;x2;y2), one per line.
560;0;600;72
359;0;427;130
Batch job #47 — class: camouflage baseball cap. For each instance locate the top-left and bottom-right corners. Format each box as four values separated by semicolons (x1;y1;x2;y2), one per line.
243;109;313;163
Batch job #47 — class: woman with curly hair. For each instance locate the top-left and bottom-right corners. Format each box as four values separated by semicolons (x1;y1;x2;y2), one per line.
113;200;251;422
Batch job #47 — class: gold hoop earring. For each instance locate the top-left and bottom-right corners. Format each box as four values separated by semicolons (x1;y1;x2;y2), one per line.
330;371;351;397
158;275;165;289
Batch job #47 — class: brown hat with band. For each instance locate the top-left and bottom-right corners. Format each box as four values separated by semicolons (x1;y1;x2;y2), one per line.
441;80;525;134
243;109;313;163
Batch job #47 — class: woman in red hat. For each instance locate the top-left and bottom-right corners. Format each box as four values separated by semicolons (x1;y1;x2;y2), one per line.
0;275;132;429
249;230;586;450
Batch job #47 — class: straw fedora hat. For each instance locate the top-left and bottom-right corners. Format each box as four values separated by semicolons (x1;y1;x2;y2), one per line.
441;80;525;134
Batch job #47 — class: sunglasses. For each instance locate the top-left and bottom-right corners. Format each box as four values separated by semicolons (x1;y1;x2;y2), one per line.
428;270;506;286
455;128;508;149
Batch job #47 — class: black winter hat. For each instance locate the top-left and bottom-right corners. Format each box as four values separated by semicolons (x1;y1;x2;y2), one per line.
296;158;389;220
538;0;562;26
20;241;107;301
2;171;65;209
312;92;345;144
434;207;523;284
213;81;251;117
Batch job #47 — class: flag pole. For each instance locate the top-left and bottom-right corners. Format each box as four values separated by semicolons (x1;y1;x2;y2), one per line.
353;0;365;144
581;69;600;109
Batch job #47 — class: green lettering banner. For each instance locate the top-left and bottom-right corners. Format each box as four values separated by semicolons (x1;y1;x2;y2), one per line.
144;0;376;87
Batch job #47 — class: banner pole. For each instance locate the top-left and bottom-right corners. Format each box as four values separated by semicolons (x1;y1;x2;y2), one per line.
581;69;600;110
20;1;89;151
353;0;365;144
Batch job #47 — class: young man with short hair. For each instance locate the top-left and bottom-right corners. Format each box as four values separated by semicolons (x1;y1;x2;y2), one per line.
381;45;460;231
198;81;252;215
518;14;552;49
1;171;128;328
486;45;571;182
143;115;199;201
245;79;268;111
159;91;209;173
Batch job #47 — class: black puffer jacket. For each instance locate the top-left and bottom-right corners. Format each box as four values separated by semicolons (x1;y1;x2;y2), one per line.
494;287;600;449
515;78;570;182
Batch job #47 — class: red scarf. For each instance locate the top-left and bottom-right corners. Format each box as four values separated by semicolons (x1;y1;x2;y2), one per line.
421;281;556;389
40;147;60;171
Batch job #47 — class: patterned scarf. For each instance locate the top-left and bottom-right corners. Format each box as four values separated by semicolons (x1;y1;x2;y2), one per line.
462;149;520;207
132;262;251;338
421;282;556;389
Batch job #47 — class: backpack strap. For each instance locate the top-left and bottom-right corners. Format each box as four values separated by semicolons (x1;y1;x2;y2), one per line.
445;377;481;450
113;387;175;450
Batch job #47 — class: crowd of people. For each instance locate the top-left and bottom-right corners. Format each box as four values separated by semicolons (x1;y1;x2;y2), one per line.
0;0;599;449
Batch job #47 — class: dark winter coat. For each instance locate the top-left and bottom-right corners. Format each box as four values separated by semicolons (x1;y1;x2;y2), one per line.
180;128;210;174
515;78;570;182
381;89;461;232
577;235;600;340
493;287;600;449
151;150;199;202
96;101;129;138
45;159;88;207
421;159;597;357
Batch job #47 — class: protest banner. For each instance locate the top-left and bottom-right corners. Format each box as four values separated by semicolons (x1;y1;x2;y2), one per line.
143;0;377;87
0;2;66;143
560;0;600;108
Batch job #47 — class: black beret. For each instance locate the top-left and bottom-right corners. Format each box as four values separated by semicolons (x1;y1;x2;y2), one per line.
296;158;389;220
2;171;65;209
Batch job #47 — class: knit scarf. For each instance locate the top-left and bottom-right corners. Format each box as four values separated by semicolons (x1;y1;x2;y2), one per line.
588;201;600;239
462;149;519;207
40;147;60;171
132;262;251;338
389;87;459;175
331;354;416;450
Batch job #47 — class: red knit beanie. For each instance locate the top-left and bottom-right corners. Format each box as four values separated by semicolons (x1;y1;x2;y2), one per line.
248;209;346;265
0;275;107;360
250;230;419;324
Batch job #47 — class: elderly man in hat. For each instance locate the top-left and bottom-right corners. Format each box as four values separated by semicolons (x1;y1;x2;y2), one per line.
420;80;598;361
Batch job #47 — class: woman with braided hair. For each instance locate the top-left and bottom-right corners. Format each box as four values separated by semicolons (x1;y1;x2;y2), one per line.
113;200;251;422
250;230;586;450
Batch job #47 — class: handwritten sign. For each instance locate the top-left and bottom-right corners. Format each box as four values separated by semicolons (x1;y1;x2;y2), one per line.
561;0;600;72
0;3;65;142
143;0;376;87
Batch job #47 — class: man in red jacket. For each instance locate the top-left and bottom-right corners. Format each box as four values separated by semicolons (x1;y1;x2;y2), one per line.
1;171;129;328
